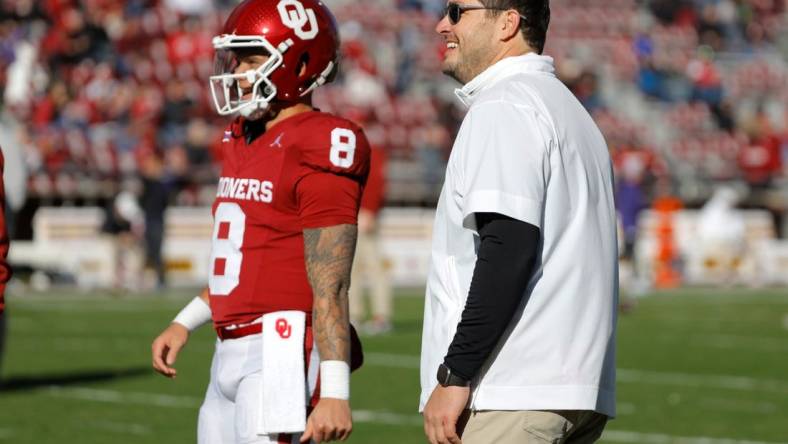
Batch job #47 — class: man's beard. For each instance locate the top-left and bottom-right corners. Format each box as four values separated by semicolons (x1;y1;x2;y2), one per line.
442;43;490;85
442;62;463;83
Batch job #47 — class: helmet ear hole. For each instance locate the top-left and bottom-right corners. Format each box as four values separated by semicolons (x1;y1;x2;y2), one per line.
297;53;310;78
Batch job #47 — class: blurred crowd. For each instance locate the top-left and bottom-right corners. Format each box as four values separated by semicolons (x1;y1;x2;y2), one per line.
0;0;786;233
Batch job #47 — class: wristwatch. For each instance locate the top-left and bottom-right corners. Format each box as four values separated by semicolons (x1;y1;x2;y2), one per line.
437;363;470;387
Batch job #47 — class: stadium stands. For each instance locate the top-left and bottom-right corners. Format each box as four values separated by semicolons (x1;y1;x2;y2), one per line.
0;0;785;216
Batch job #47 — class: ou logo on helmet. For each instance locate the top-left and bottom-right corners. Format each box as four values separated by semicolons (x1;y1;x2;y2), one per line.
277;0;319;40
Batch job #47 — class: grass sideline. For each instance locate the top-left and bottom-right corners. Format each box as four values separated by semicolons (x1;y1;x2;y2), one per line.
1;288;787;443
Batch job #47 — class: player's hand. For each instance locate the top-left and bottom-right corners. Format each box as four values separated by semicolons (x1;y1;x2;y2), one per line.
300;398;352;443
423;385;469;444
151;323;190;378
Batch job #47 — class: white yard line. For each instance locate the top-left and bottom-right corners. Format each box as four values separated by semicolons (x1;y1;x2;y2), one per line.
602;430;788;444
697;397;778;415
689;334;788;353
13;303;180;313
617;368;788;394
45;386;422;427
48;338;139;351
87;420;152;436
364;353;788;394
352;410;423;426
46;386;202;408
364;352;420;369
642;293;788;304
42;387;782;444
11;335;215;354
639;315;781;327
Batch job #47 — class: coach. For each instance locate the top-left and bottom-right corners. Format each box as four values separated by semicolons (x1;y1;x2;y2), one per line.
420;1;618;443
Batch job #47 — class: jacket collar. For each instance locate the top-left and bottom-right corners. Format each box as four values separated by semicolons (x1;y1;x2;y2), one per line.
455;53;555;107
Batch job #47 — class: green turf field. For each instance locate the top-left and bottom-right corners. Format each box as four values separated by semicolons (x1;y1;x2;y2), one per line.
1;288;787;443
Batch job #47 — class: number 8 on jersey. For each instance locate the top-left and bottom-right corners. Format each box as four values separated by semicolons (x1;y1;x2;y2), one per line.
209;202;246;296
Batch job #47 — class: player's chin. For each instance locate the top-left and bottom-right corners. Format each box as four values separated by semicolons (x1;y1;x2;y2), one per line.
238;103;270;121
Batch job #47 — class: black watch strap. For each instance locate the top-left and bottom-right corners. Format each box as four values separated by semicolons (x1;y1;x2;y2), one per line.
437;363;470;387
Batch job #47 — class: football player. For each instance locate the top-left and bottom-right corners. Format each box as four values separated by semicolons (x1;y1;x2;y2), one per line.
151;1;370;443
0;149;10;375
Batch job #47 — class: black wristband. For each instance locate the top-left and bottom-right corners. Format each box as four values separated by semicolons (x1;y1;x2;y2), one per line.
437;363;471;387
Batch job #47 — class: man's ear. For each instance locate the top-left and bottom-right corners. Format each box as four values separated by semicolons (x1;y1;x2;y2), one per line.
499;9;523;41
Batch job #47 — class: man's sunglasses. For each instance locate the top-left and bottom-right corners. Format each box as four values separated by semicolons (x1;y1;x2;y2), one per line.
444;2;527;25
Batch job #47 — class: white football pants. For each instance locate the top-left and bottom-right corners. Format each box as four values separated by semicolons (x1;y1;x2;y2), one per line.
197;333;319;444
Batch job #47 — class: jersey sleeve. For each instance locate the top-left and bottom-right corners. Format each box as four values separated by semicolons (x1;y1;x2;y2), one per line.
298;120;371;181
295;118;371;228
296;172;363;228
360;146;386;214
459;101;553;232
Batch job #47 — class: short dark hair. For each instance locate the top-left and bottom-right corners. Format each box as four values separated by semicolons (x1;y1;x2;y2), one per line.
481;0;550;54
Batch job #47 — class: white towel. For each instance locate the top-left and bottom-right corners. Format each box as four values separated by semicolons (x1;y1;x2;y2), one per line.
258;310;307;435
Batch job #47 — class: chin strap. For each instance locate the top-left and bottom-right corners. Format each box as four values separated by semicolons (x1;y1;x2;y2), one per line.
300;61;335;97
239;102;287;131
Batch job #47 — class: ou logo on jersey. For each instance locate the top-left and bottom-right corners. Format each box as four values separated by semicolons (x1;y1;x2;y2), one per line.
277;0;319;40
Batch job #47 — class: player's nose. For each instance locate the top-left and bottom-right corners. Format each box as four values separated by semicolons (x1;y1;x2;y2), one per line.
235;61;252;75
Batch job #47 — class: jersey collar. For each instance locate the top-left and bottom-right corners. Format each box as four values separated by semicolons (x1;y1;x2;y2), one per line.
455;53;556;108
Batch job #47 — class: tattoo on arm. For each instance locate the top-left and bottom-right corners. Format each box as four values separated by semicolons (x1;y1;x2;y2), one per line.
303;224;357;363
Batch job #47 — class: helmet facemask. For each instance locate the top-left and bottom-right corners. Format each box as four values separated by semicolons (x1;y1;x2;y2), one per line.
209;35;285;120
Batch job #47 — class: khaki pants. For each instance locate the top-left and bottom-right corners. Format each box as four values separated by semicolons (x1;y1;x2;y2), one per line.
348;230;391;323
460;410;608;444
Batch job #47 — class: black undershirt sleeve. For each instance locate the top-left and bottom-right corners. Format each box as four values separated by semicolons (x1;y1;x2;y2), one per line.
443;212;541;381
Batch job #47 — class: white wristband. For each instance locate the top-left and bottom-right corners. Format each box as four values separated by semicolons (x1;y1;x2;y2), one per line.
320;360;350;400
172;297;212;332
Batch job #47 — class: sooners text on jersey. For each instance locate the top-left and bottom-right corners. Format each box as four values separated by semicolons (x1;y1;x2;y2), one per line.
209;111;370;328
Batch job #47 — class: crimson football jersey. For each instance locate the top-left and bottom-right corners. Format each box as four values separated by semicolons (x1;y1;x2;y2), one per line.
209;111;370;328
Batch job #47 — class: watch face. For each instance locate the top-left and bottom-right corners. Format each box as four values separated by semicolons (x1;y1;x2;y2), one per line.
437;364;449;385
